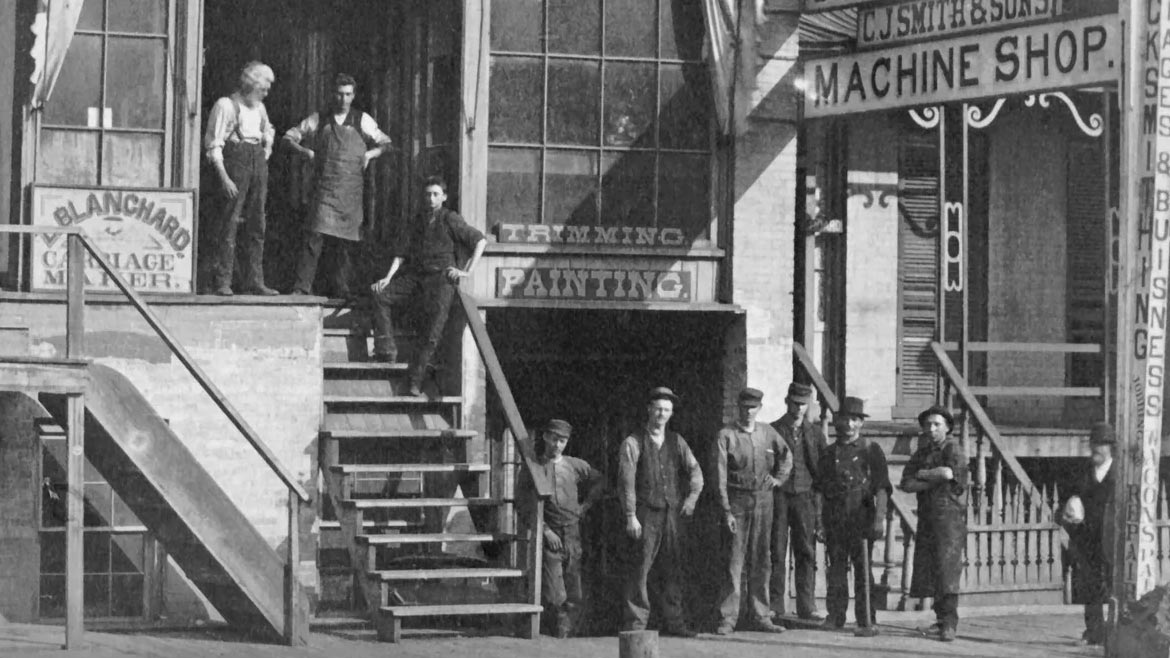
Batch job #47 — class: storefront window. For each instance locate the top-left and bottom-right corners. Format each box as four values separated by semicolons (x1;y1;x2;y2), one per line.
39;0;170;188
487;0;712;235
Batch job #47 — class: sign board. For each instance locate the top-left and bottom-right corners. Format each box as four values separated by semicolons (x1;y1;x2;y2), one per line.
856;0;1063;50
30;186;195;293
804;14;1119;117
497;223;689;248
497;267;692;302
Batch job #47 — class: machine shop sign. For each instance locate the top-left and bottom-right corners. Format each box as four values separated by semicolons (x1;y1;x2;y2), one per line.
30;185;195;294
804;14;1119;117
497;267;692;302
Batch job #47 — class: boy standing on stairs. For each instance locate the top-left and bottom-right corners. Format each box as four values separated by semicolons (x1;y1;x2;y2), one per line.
368;177;486;396
518;419;605;638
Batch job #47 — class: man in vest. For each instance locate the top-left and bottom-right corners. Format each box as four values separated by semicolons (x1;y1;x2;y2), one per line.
617;386;704;637
285;73;392;298
202;61;278;296
770;382;828;622
714;387;792;635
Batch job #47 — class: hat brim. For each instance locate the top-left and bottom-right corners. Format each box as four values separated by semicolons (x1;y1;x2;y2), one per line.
649;393;680;405
786;395;815;405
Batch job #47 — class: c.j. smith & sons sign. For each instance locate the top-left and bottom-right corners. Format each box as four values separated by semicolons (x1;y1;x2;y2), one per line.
31;186;195;293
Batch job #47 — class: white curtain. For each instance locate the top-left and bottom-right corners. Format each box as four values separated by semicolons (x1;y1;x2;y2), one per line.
701;0;763;136
29;0;87;108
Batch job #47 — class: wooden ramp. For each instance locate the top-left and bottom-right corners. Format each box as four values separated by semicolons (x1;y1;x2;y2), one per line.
39;363;307;644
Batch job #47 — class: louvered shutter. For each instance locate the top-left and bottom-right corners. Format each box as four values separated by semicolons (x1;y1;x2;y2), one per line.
1066;141;1105;388
897;140;941;413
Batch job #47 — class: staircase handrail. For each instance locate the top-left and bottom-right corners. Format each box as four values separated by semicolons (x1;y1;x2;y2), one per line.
456;289;551;499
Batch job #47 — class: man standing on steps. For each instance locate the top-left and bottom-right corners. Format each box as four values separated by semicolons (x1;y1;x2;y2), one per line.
517;419;605;638
769;382;827;622
815;396;889;637
368;177;486;397
713;387;792;635
1060;422;1116;647
900;405;968;643
618;387;704;637
285;73;392;299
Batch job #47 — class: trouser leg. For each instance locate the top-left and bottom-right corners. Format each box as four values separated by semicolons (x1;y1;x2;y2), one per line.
413;273;455;387
770;491;791;615
294;231;324;293
328;237;354;296
653;508;686;627
623;508;660;631
851;538;875;627
717;505;748;627
789;492;819;617
209;148;252;291
237;149;268;290
562;531;584;633
825;538;849;625
371;273;419;358
933;592;959;630
745;494;774;623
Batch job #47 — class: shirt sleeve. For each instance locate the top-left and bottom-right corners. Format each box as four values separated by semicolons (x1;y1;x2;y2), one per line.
943;441;970;489
444;211;487;252
899;447;924;489
868;442;892;494
261;104;275;159
577;459;606;507
771;428;794;489
359;113;393;146
203;97;235;165
678;435;704;510
618;436;639;517
283;112;320;145
715;430;731;514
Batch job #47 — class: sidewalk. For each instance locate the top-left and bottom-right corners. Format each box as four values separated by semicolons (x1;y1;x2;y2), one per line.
0;606;1101;658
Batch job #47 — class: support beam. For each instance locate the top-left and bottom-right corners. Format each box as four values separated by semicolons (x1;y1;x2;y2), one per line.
64;393;85;649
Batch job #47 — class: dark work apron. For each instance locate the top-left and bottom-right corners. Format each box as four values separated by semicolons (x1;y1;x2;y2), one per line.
309;111;367;241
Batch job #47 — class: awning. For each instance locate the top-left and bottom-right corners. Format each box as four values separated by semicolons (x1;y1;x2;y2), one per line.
29;0;86;108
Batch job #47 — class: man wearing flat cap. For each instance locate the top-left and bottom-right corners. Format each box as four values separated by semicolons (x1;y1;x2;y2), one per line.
713;388;793;635
899;405;968;643
815;396;890;637
1060;422;1117;646
769;382;828;621
618;387;704;637
517;419;605;638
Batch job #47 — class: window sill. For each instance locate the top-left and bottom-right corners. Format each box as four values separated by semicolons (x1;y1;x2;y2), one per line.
484;242;725;259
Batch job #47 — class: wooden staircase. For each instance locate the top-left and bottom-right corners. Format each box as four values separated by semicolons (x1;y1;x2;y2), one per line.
318;313;542;643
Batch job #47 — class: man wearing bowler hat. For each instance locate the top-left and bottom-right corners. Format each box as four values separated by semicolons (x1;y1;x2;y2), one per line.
900;405;968;643
618;387;704;637
770;382;828;621
713;388;792;635
1060;422;1117;646
517;419;605;638
815;396;890;637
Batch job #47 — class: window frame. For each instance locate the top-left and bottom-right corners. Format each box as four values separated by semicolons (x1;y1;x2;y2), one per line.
486;0;718;242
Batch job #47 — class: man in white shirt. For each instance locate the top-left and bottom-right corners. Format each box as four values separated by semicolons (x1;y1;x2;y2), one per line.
202;61;278;296
284;73;392;298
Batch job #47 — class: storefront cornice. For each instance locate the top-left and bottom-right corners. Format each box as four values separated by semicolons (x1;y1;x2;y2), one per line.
472;297;743;314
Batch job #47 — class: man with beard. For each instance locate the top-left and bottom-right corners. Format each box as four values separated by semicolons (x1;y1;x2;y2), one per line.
1060;422;1116;646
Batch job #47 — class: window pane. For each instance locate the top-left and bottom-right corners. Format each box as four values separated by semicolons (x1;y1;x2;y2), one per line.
605;0;656;57
489;56;543;143
490;0;542;52
661;0;705;61
604;63;655;147
111;534;145;573
103;133;163;187
40;532;66;574
77;0;104;31
84;574;111;617
39;575;66;618
84;482;112;527
427;55;459;146
602;153;654;225
39;130;99;185
487;147;541;225
110;0;166;33
659;64;710;151
544;150;598;225
84;532;111;572
548;59;599;145
107;37;166;129
111;574;145;617
658;154;709;236
112;495;142;528
43;34;102;126
548;0;599;55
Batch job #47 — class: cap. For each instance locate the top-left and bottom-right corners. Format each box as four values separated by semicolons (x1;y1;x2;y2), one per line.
648;386;680;405
917;405;955;431
1089;422;1116;446
839;396;868;419
786;382;815;405
544;419;572;438
738;387;764;406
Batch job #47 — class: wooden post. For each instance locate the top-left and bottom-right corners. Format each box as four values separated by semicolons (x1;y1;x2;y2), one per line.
526;498;544;639
66;234;85;358
64;393;85;649
619;630;659;658
285;493;301;645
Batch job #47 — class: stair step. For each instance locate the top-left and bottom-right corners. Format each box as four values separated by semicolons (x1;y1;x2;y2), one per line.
380;602;542;617
326;429;476;440
324;362;410;373
357;533;514;545
325;395;463;405
342;497;499;510
332;463;490;474
319;519;413;531
369;568;524;581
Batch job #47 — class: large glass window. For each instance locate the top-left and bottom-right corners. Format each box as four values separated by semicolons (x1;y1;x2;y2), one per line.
487;0;712;236
39;0;170;187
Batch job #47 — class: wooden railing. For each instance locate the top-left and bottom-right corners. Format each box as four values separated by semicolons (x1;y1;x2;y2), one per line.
939;340;1105;399
0;226;309;646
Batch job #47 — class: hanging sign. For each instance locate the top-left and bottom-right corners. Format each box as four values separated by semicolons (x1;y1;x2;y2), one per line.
944;202;963;292
497;223;688;248
856;0;1066;50
30;185;195;294
804;14;1119;117
497;267;692;302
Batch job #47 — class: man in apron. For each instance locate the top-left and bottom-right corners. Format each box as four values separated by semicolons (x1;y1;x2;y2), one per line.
202;61;278;296
284;73;392;298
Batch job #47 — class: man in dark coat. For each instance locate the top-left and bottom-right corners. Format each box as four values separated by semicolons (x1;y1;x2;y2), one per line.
899;405;968;643
814;396;889;637
769;382;827;621
1061;422;1116;646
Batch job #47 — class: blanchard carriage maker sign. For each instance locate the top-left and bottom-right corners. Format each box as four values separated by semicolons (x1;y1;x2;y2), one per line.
497;267;692;302
31;186;195;294
804;14;1119;117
